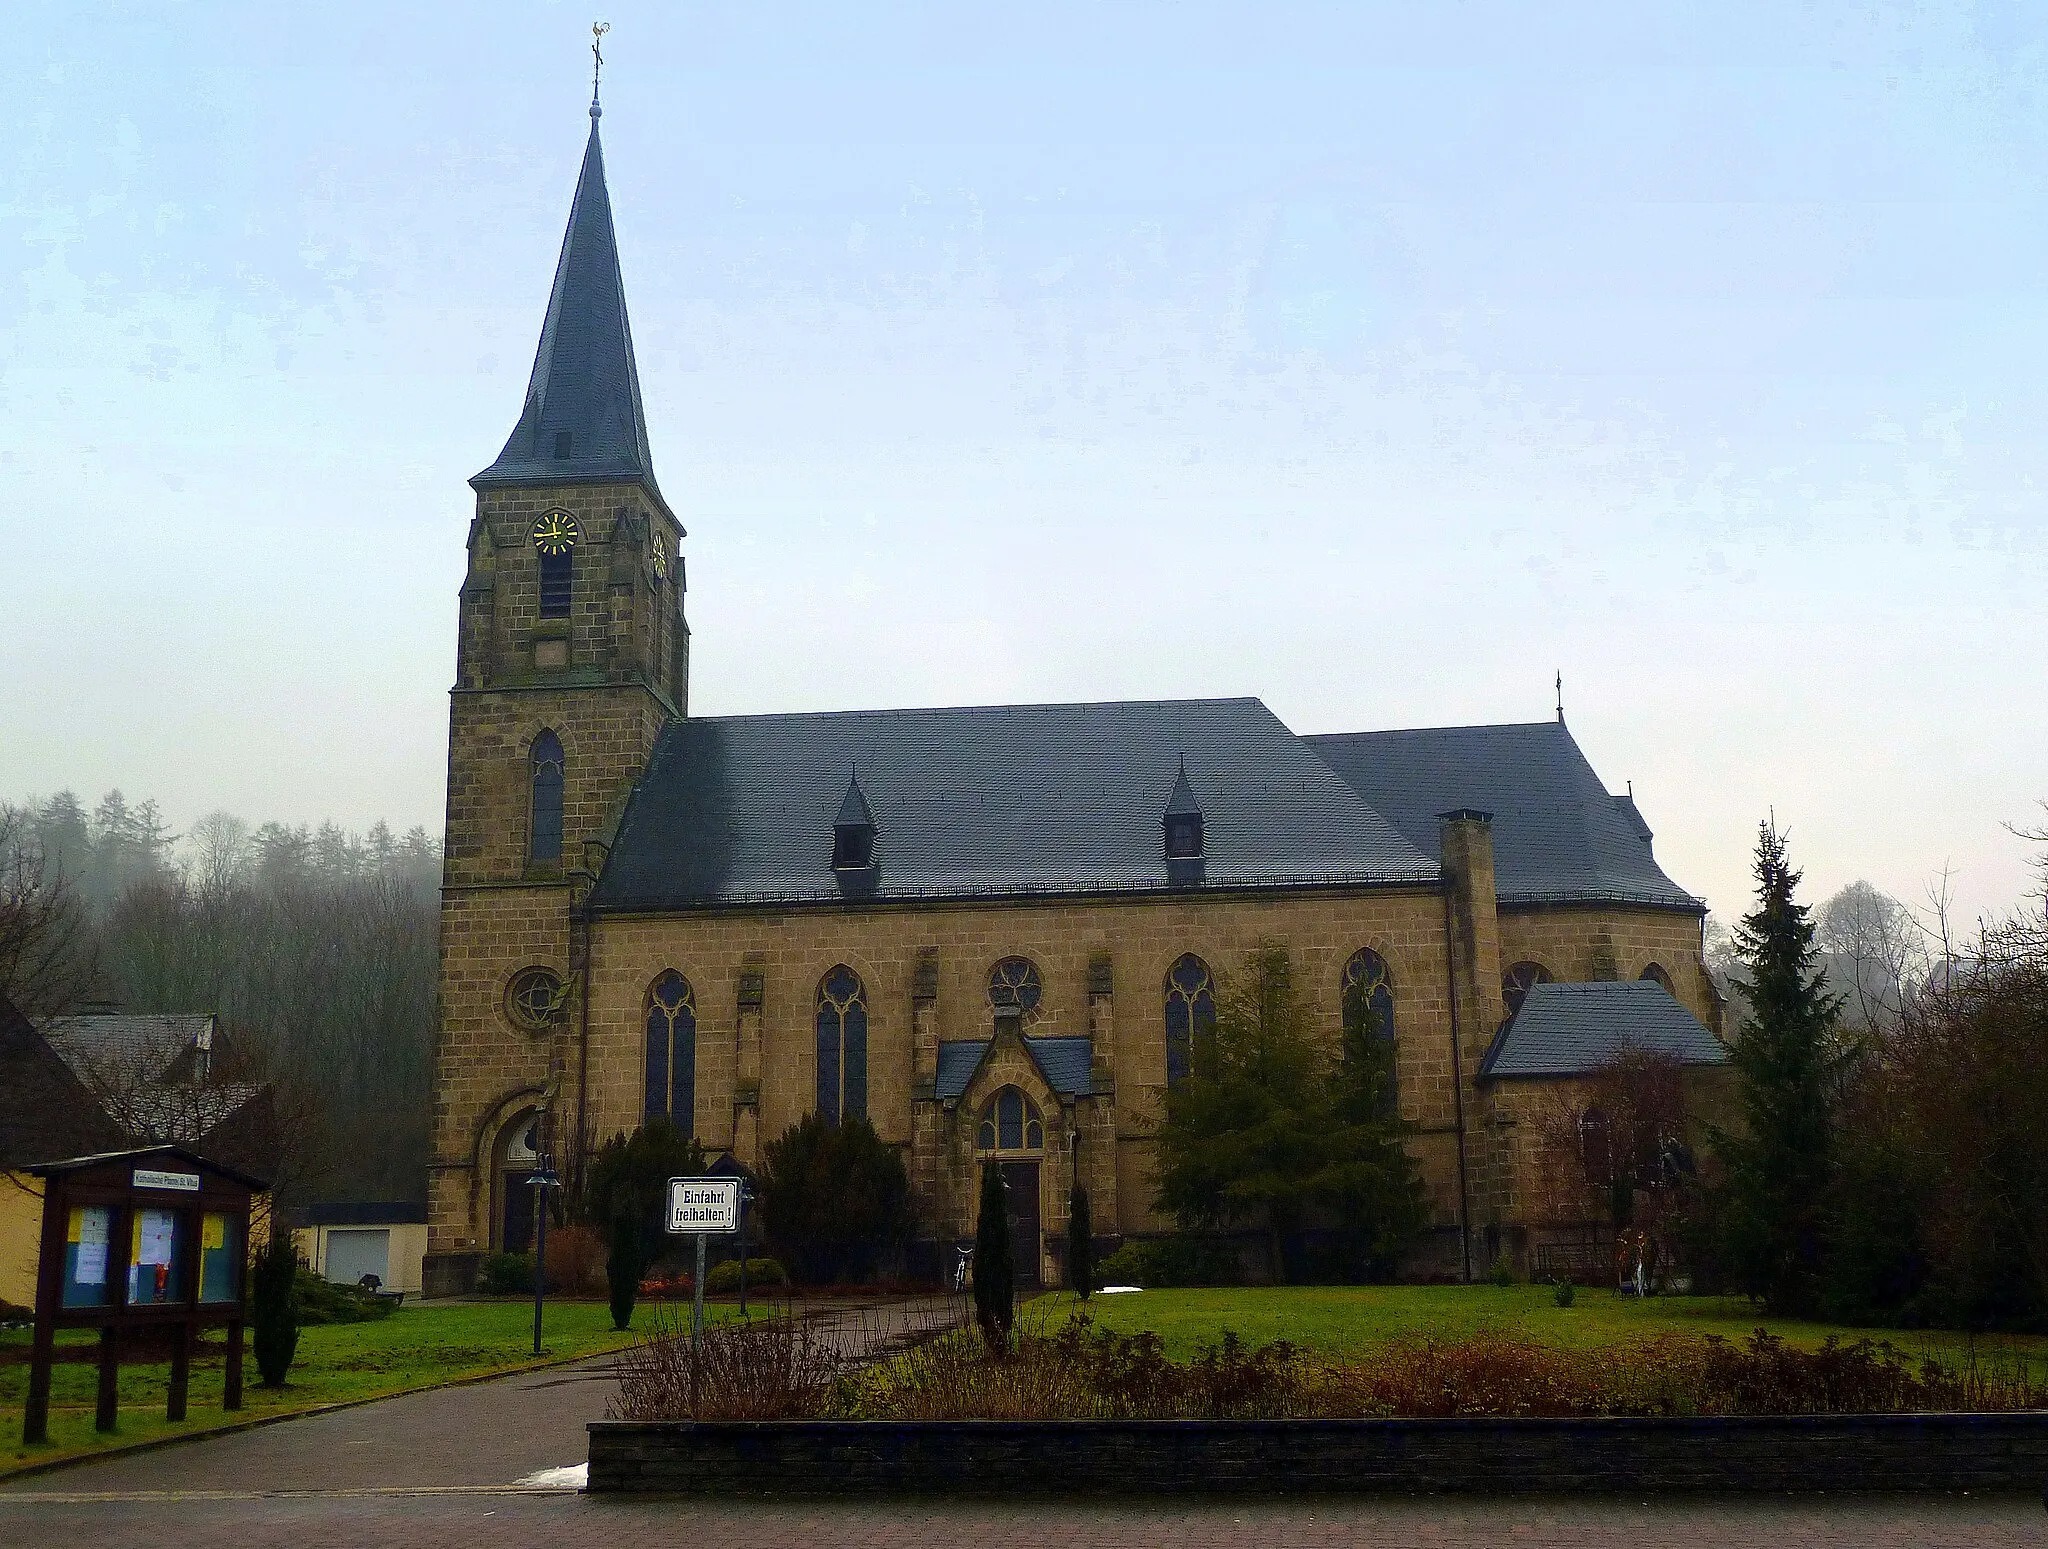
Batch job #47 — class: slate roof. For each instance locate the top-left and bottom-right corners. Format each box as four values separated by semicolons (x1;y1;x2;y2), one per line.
935;1036;1096;1101
472;117;661;499
1305;721;1702;911
39;1014;216;1087
589;697;1438;911
1478;980;1727;1081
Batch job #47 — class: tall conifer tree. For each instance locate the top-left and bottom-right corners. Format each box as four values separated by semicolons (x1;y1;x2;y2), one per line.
1716;821;1843;1314
973;1160;1014;1351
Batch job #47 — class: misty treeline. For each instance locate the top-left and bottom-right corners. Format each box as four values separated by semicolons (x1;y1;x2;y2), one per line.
1;790;439;1204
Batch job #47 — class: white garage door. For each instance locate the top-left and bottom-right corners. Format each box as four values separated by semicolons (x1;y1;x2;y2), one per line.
324;1228;391;1286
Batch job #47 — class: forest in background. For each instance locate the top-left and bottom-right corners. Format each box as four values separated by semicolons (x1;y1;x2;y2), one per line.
1;791;439;1204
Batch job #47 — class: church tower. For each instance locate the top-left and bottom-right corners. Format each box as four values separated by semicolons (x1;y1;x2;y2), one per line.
426;93;684;1291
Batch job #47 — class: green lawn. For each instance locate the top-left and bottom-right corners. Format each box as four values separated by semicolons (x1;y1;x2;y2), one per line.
0;1295;727;1477
1032;1285;2048;1377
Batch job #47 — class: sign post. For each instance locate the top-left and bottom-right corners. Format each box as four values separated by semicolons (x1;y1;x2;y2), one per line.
527;1159;560;1358
665;1176;740;1357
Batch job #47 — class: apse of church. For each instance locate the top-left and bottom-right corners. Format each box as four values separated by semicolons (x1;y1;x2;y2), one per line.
423;100;1726;1297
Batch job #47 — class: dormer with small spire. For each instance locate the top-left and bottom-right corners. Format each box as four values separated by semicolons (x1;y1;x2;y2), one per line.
832;772;879;896
1164;760;1205;888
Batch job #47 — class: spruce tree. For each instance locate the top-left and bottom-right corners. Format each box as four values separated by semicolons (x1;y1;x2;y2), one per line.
1068;1182;1094;1300
972;1160;1014;1351
1715;821;1843;1315
606;1197;642;1331
250;1232;300;1388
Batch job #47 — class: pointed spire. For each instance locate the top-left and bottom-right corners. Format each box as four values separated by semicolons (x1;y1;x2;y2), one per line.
472;104;659;498
1165;757;1202;819
835;769;876;831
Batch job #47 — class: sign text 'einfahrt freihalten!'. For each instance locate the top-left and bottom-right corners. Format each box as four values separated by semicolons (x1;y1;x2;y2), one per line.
665;1177;740;1234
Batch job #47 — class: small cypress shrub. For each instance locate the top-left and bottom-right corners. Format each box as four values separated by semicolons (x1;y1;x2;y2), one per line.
973;1161;1013;1352
1068;1184;1094;1300
1553;1276;1576;1308
1487;1252;1517;1287
251;1233;301;1388
608;1200;642;1331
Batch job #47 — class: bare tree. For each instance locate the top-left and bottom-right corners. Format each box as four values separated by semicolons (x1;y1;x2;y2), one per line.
184;811;251;901
0;806;99;1017
1817;881;1928;1036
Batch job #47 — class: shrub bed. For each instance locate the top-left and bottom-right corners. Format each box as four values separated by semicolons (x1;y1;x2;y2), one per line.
612;1309;2047;1423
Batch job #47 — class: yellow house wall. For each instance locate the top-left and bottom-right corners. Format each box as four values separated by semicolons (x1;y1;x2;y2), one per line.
1;1173;45;1309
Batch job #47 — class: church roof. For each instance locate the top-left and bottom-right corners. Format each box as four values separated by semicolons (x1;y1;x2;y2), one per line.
1304;721;1702;912
472;118;660;499
1478;980;1727;1080
587;697;1439;911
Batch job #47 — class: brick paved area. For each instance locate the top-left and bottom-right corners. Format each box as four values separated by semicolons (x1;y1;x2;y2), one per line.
0;1491;2042;1549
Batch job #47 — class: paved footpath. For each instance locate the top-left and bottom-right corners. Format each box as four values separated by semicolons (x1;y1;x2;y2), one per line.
4;1296;2042;1547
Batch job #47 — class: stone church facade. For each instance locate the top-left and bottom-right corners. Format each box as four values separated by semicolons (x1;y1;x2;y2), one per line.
423;107;1726;1296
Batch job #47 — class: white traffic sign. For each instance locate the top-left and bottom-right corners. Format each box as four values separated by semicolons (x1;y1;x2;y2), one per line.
666;1177;740;1234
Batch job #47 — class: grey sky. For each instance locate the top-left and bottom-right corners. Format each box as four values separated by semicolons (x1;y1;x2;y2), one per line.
3;1;2044;926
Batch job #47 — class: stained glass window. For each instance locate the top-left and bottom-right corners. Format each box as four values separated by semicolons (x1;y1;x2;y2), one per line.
976;1086;1043;1153
1342;948;1399;1120
645;971;697;1136
816;966;868;1124
1163;953;1215;1087
1502;960;1553;1020
529;730;565;864
988;957;1043;1014
507;966;565;1031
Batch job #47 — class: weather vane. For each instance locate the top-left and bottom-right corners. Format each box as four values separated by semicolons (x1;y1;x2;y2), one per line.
590;21;609;117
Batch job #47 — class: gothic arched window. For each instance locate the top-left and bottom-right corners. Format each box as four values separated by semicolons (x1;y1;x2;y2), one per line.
976;1086;1044;1153
1342;948;1398;1119
1640;962;1674;994
1163;953;1215;1087
644;972;697;1136
1502;960;1552;1021
816;965;868;1125
988;957;1042;1015
529;730;565;866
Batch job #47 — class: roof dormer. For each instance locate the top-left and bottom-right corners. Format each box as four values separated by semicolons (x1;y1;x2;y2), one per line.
831;770;878;894
1164;759;1205;888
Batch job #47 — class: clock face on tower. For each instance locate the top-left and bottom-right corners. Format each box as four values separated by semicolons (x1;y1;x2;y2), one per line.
531;510;581;555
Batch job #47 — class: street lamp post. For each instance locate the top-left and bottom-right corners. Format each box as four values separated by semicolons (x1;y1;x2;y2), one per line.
527;1158;561;1359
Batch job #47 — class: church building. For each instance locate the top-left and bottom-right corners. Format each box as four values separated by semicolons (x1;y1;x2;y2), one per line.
423;103;1727;1296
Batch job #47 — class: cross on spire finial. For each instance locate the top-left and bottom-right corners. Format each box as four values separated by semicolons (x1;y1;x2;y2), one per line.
1556;669;1564;723
590;21;609;119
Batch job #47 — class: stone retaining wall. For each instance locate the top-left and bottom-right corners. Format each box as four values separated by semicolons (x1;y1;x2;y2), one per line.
588;1413;2048;1495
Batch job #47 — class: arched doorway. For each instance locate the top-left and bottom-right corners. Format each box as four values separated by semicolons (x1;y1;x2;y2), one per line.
495;1110;542;1254
974;1086;1046;1289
